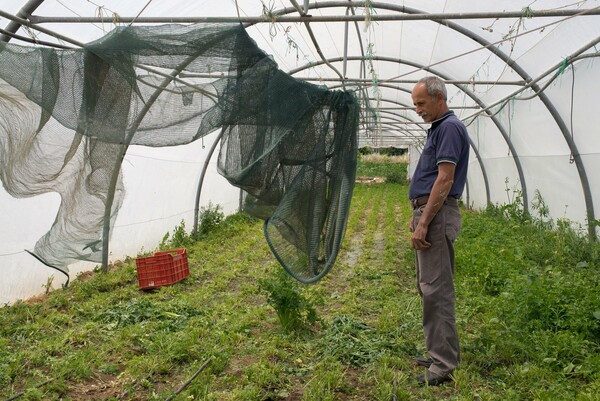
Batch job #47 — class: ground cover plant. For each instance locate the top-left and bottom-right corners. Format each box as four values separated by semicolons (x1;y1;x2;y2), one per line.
1;160;599;400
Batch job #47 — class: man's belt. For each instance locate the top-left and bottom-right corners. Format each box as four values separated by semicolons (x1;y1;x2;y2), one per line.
410;195;458;209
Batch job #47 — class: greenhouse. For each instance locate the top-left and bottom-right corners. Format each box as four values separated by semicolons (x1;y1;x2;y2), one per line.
1;1;599;400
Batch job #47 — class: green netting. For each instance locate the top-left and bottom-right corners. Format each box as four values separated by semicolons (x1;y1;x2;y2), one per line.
0;23;358;283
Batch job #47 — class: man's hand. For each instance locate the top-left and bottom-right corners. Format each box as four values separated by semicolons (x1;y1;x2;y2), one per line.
409;213;431;249
411;223;431;250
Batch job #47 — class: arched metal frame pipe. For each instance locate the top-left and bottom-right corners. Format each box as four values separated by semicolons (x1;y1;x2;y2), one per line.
330;82;481;137
376;123;422;143
336;80;431;138
0;1;73;49
536;74;597;239
192;130;224;236
371;111;426;143
356;95;426;143
362;100;423;129
385;1;596;237
459;48;600;238
363;98;428;131
0;27;72;48
376;109;422;127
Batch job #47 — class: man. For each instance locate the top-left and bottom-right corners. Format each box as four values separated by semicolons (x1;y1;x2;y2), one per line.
408;76;470;385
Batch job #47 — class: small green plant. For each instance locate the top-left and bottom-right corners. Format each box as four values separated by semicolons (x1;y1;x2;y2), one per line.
159;219;192;250
158;203;225;249
42;275;55;295
196;202;224;239
500;177;528;221
258;268;317;334
485;177;528;222
531;189;553;230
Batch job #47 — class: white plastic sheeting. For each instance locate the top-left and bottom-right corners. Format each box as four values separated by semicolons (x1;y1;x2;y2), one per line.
1;0;600;303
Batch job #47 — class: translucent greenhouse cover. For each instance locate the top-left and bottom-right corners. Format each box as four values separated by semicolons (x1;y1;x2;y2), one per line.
1;0;600;304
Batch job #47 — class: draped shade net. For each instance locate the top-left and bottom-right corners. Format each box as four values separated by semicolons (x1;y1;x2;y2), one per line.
0;22;359;284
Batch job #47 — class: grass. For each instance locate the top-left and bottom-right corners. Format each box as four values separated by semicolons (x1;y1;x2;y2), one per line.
1;162;600;400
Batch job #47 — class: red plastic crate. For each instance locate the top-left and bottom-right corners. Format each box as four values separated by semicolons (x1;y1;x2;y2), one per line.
135;248;189;290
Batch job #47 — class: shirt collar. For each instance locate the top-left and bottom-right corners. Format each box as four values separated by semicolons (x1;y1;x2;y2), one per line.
430;110;455;129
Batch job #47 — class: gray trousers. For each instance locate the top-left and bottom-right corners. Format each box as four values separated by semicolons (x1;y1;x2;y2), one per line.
413;201;462;376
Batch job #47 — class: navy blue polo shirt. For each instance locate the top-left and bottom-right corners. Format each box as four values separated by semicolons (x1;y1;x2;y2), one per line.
409;111;469;200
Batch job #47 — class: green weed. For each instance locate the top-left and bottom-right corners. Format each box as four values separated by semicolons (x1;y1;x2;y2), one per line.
258;268;318;334
159;219;193;250
317;314;400;366
159;203;225;250
195;202;225;239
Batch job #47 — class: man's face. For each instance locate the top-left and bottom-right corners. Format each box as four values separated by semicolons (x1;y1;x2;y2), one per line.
412;83;442;123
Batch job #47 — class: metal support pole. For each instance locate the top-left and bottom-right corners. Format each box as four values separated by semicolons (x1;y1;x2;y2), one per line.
193;130;224;235
297;77;526;85
343;7;349;78
27;7;600;24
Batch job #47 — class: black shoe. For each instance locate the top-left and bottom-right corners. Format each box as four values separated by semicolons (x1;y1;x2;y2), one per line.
416;371;452;386
414;355;433;368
